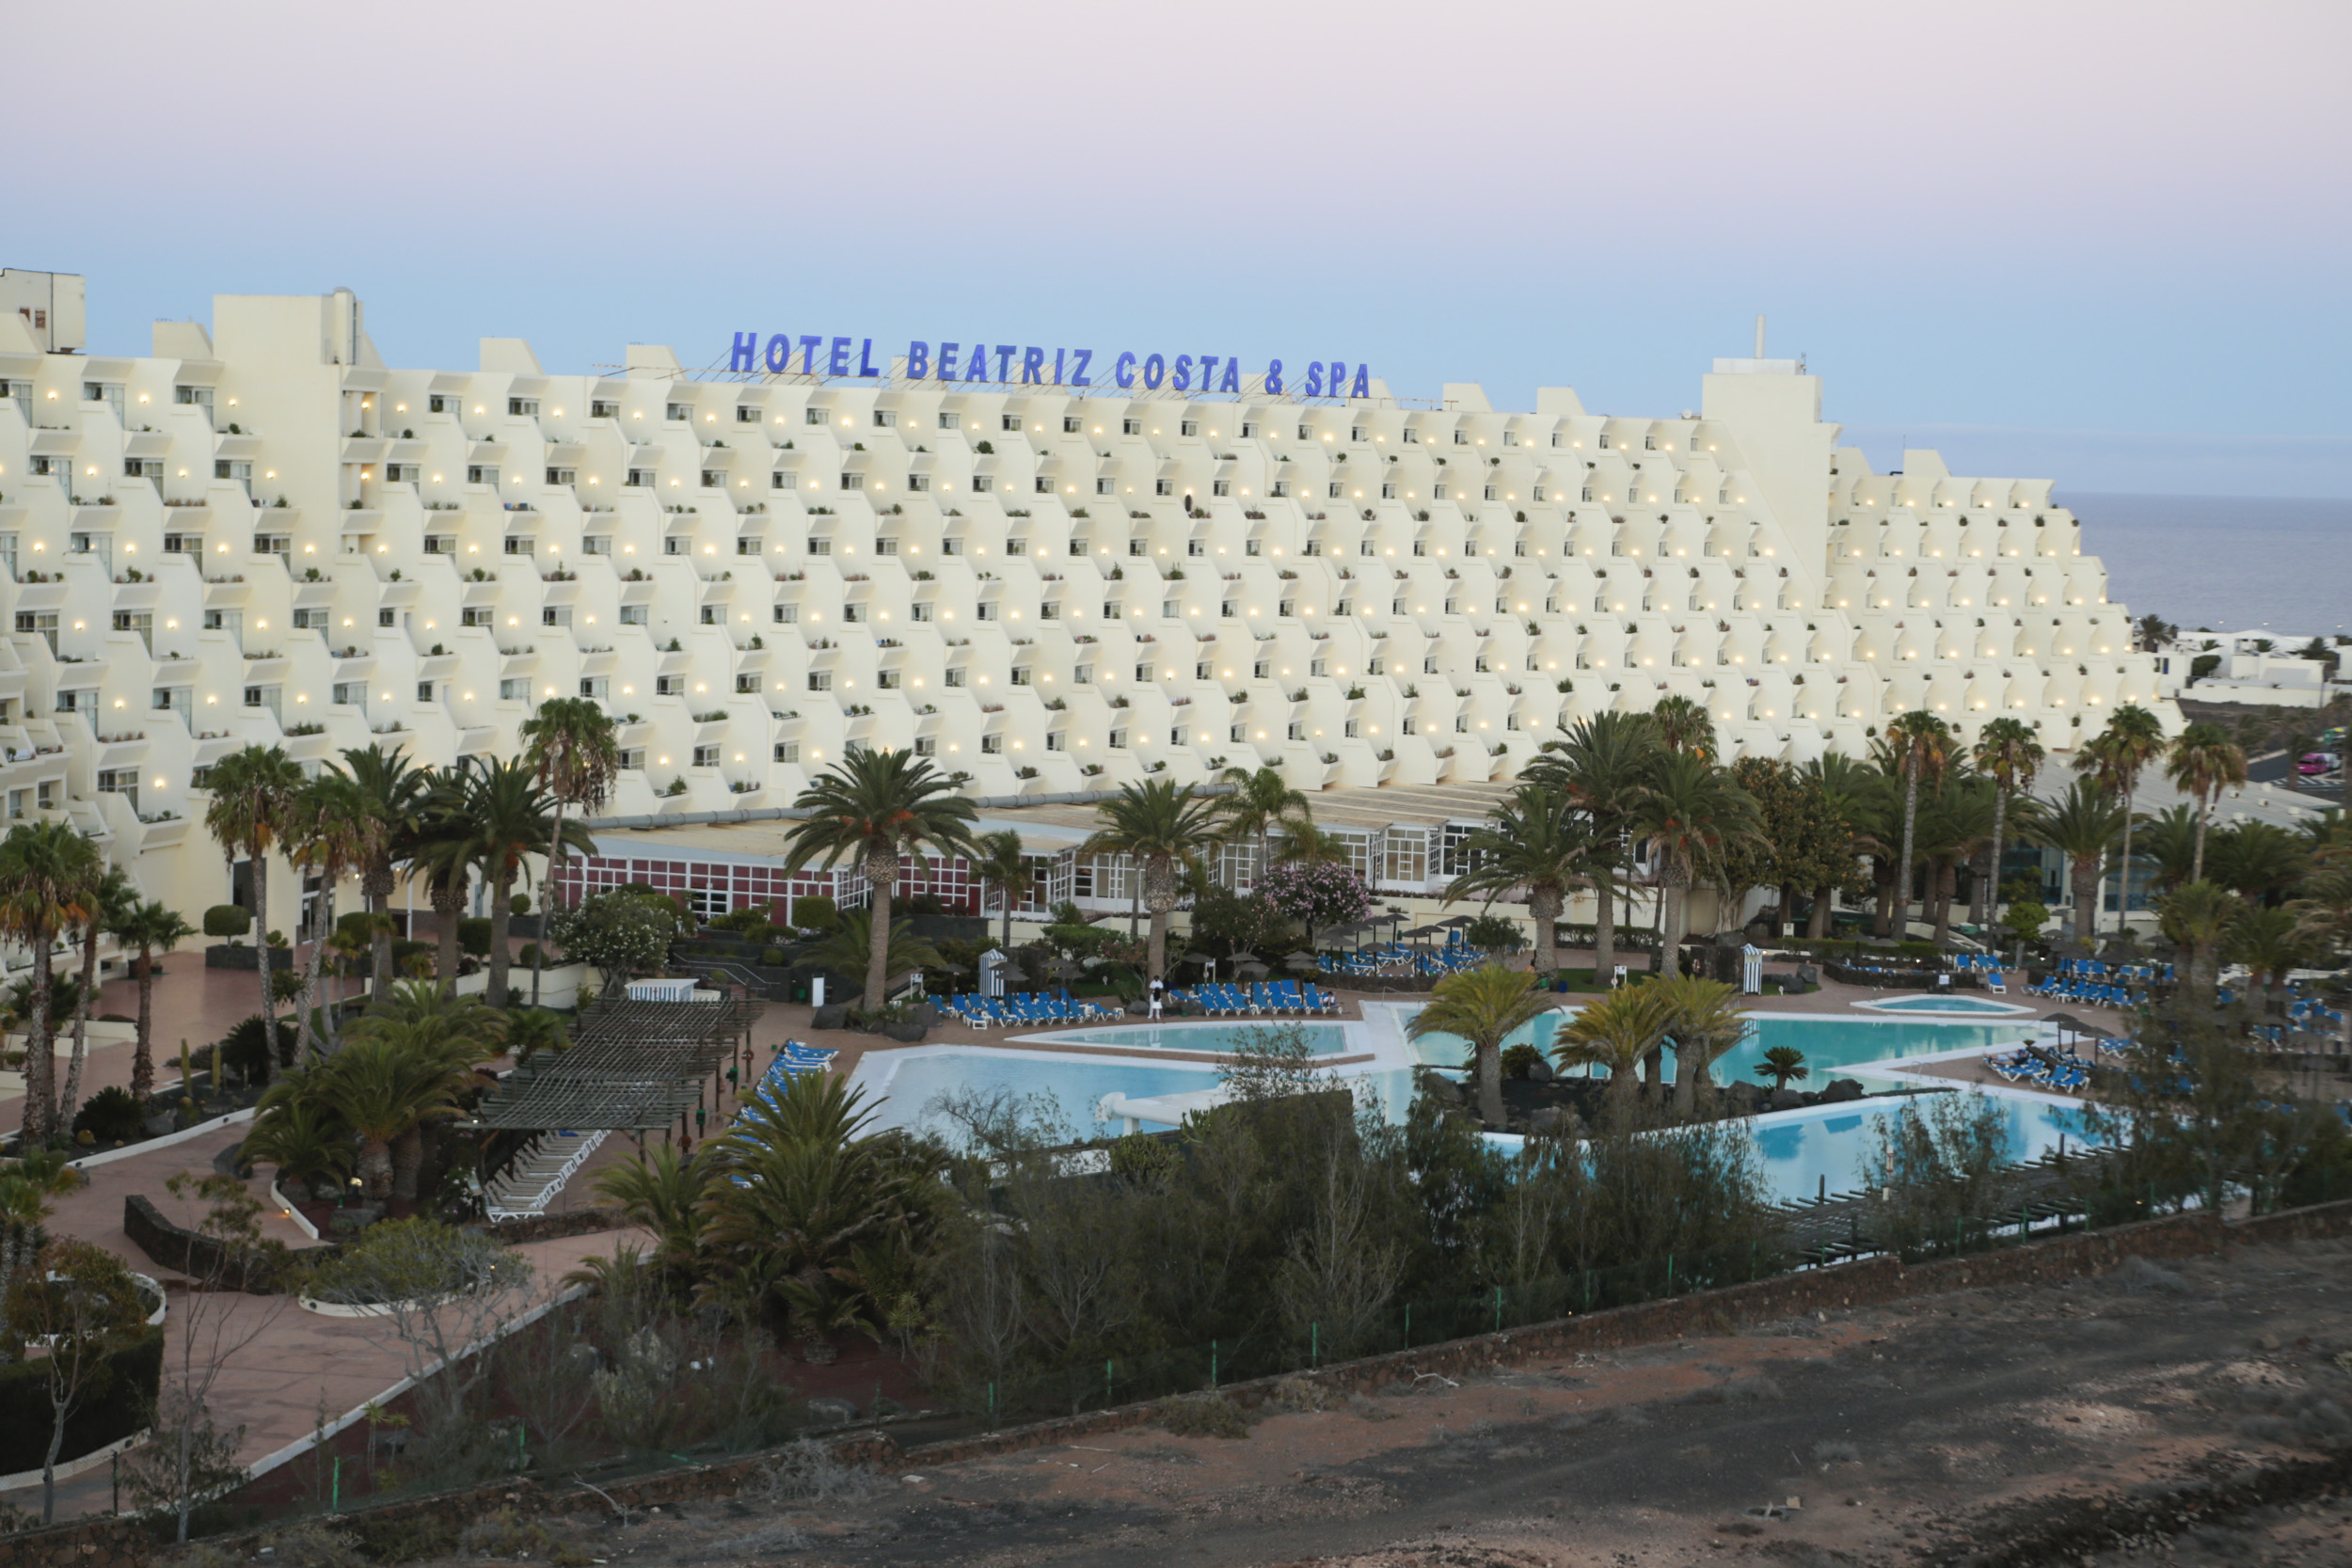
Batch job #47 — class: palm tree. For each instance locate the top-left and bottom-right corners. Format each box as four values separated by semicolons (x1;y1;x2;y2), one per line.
1629;751;1762;975
2156;879;2237;1008
0;823;103;1144
1970;718;2043;932
200;745;305;1029
972;830;1028;952
407;769;476;993
1529;711;1659;981
1884;711;1952;941
519;697;621;1006
283;773;378;1057
805;910;943;994
237;1100;355;1192
1441;784;1612;975
591;1142;709;1292
2164;723;2249;883
1649;695;1717;759
1912;774;1996;947
1406;962;1556;1127
2226;905;2309;1015
457;757;587;1009
1756;1045;1809;1092
1077;779;1224;984
2287;845;2352;966
112;901;196;1105
2017;781;2133;946
337;745;428;1003
1806;752;1893;938
1214;764;1310;886
56;863;132;1129
299;1036;467;1200
781;746;978;1008
2074;705;2167;934
1653;973;1750;1114
1549;983;1677;1117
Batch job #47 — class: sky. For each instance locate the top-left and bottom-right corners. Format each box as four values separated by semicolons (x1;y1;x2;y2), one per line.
15;0;2349;496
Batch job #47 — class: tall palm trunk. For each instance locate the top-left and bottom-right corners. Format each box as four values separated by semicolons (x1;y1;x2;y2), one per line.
2191;789;2213;883
362;864;395;1003
432;874;465;996
1894;754;1921;941
293;877;334;1059
57;920;100;1131
21;940;56;1143
533;798;565;1007
1807;885;1833;938
358;1136;393;1201
1474;1037;1503;1128
1985;785;2011;934
1143;854;1176;982
250;850;273;1030
2071;854;2100;944
2113;782;2138;937
1530;885;1561;974
998;883;1012;951
1592;837;1618;980
132;944;158;1103
863;847;898;1006
487;863;516;1008
1931;861;1957;947
1872;857;1898;937
389;1126;425;1205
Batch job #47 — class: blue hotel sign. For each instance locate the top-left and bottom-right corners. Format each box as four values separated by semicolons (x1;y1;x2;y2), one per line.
728;333;1373;400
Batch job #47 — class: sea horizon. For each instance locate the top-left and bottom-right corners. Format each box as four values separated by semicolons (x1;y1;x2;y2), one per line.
2056;491;2351;639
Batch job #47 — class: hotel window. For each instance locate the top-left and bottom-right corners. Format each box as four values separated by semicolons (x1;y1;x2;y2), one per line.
941;537;963;556
1271;480;1289;498
1212;480;1231;497
619;605;648;625
736;673;758;693
876;669;899;690
1350;426;1366;442
773;741;799;764
912;736;934;756
580;676;608;699
872;409;896;427
1181;420;1198;437
980;735;1002;754
468;466;500;485
971;475;989;493
806;538;831;555
737;536;763;556
1454;430;1468;445
542;606;572;627
875;537;898;556
591;400;620;419
1327;483;1343;499
501;678;529;701
258;534;292;557
907;473;930;492
1063;416;1081;433
619;748;645;769
1001;414;1021;432
1402;428;1420;443
428;394;452;414
1074;662;1092;683
910;603;932;622
806;407;825;425
1381;483;1395;499
666;403;691;421
1240;421;1258;438
1153;479;1173;497
545;467;575;486
333;682;364;705
773;604;799;623
692;745;720;768
1108;728;1127;749
291;609;324;631
938;411;956;429
701;468;724;488
1034;477;1051;495
976;603;997;621
379;608;397;626
1503;432;1518;446
1010;667;1031;686
1288;721;1304;740
945;668;965;687
626;468;654;488
1533;484;1547;501
1093;475;1113;496
1006;537;1026;555
504;536;534;555
508;397;538;417
664;536;686;556
1046;732;1064;752
807;672;832;692
461;608;491;628
1134;663;1153;682
738;404;761;422
1122;419;1140;436
1484;485;1498;500
841;604;864;624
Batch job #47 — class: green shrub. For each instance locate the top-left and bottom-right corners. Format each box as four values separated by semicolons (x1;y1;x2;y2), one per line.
203;904;252;942
1501;1042;1544;1080
456;917;494;958
516;943;542;967
510;892;531;916
0;1329;159;1475
793;895;839;932
220;1013;296;1080
73;1085;147;1143
760;946;786;967
707;906;771;936
1158;1392;1250;1439
1108;1132;1175;1178
1466;913;1525;951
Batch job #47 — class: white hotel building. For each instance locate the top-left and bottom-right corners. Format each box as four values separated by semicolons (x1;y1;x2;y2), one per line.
0;271;2173;937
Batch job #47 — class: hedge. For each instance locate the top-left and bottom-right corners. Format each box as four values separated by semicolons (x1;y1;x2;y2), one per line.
0;1330;161;1476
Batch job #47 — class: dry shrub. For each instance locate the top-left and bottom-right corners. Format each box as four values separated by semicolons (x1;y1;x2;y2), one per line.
1157;1392;1250;1439
737;1438;884;1507
1265;1374;1330;1413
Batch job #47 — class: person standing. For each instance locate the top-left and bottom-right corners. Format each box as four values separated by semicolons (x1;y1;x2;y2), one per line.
1147;975;1165;1020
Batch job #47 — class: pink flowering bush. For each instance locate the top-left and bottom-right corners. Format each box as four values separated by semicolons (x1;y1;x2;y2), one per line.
1257;861;1373;942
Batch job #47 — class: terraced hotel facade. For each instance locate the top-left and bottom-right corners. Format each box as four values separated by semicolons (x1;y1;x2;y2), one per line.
0;273;2174;927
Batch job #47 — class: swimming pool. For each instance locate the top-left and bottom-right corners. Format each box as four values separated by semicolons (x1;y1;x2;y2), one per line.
1026;1022;1355;1055
1859;994;2033;1016
856;1047;1234;1141
1406;1010;2038;1091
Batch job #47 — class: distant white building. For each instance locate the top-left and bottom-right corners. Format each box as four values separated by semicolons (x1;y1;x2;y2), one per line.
2153;628;2349;708
0;275;2174;940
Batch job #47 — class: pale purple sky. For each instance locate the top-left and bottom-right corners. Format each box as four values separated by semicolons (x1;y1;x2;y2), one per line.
18;0;2348;494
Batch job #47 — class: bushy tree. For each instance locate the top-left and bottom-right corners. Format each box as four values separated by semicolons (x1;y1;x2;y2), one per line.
1257;860;1373;949
545;889;684;992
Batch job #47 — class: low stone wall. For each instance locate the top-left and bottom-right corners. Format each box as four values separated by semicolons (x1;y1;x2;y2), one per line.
122;1195;334;1291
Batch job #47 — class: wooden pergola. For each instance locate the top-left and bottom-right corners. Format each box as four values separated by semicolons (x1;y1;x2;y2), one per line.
467;998;760;1134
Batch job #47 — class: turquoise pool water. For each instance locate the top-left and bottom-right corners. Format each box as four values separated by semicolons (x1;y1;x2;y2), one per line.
1410;1013;2034;1089
1744;1097;2095;1201
1865;995;2026;1015
861;1051;1229;1141
1037;1022;1353;1054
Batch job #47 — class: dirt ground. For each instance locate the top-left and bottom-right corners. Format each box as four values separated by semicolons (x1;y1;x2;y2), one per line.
298;1231;2352;1568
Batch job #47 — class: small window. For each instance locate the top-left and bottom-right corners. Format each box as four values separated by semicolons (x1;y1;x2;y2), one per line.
1001;414;1021;432
1181;420;1198;437
806;538;832;556
945;668;965;687
980;735;1003;754
656;674;684;696
693;744;720;768
774;741;799;763
591;400;620;419
508;397;538;417
1121;418;1141;436
1063;416;1080;434
806;407;825;425
773;604;799;624
807;672;832;691
666;403;691;421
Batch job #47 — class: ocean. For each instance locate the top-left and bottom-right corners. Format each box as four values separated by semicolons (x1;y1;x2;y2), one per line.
2061;492;2352;638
